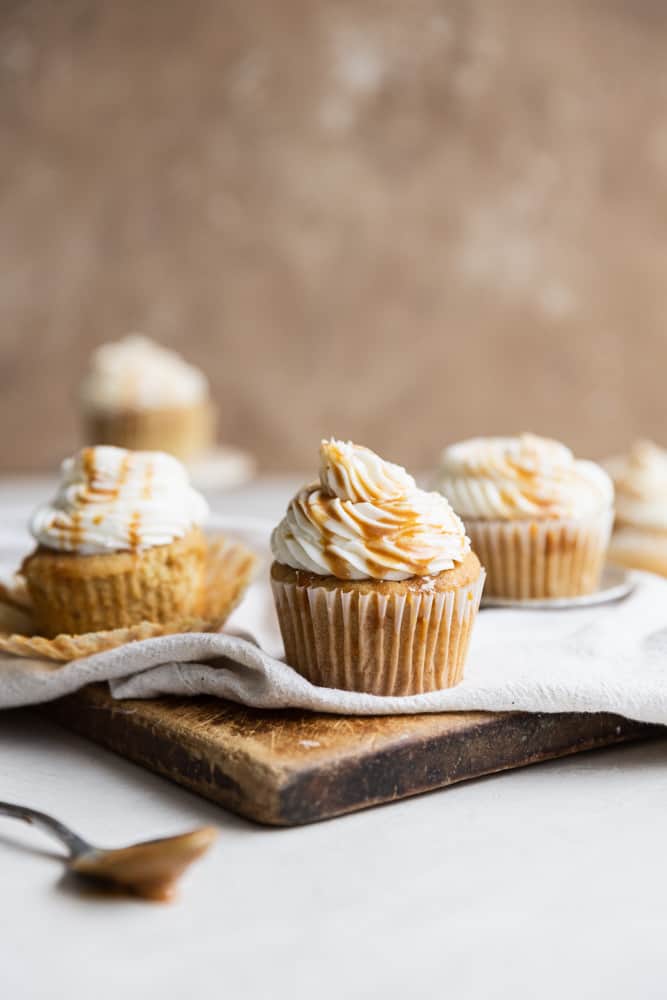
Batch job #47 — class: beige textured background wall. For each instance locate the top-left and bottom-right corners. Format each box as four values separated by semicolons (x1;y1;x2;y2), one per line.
1;0;666;473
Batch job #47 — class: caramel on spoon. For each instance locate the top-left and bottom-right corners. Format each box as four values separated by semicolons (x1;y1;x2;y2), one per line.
0;800;217;901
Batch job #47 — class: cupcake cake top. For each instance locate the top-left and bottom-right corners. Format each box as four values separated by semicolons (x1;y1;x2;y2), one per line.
80;335;208;412
437;434;613;521
30;446;209;554
271;439;470;580
606;440;667;531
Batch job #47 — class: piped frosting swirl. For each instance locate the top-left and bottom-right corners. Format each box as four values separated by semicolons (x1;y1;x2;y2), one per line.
437;434;613;520
606;440;667;531
30;446;209;554
271;439;470;580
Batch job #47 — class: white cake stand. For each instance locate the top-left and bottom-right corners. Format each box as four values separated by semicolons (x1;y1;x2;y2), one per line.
481;564;635;610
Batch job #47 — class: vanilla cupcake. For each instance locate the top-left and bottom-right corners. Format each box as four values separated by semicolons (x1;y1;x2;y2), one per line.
606;440;667;576
80;335;215;461
270;439;484;695
22;446;209;636
436;434;613;599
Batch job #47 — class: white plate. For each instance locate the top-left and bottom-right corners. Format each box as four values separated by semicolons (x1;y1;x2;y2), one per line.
187;445;256;492
480;563;635;610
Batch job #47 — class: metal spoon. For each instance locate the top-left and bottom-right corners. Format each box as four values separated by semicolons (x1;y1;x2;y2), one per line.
0;800;218;901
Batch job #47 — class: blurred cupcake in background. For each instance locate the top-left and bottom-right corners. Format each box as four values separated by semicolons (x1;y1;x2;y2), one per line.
270;439;484;695
436;434;613;599
80;335;216;461
606;440;667;576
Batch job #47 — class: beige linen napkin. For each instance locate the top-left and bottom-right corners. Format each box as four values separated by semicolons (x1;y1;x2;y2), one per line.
1;546;667;722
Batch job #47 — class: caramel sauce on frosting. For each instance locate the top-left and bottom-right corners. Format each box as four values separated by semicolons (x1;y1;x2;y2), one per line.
30;446;208;555
271;439;470;580
437;434;613;521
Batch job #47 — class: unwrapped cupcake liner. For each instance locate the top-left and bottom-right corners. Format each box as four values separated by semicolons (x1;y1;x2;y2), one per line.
271;570;485;696
0;537;256;662
466;508;613;599
25;537;207;638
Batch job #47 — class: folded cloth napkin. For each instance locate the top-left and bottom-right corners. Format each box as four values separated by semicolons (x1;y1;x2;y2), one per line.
2;555;667;722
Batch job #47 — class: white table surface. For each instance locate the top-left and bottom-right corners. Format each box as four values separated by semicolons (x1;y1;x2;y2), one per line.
2;476;667;1000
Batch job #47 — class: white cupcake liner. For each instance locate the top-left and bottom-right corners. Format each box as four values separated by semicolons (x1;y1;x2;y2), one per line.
466;508;613;599
608;525;667;577
271;570;485;696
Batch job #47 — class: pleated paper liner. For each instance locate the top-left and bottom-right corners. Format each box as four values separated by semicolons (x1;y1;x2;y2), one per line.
608;525;667;577
272;569;485;696
0;536;256;662
466;508;613;600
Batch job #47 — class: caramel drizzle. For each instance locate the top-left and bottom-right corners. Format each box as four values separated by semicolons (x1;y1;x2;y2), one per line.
498;485;558;512
52;509;84;549
323;442;403;504
128;510;142;550
142;460;154;501
464;447;586;514
52;449;150;550
126;460;155;549
80;447;131;503
302;492;450;579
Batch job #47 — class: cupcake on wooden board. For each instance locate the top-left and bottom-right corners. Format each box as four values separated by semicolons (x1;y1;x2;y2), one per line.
270;439;484;696
80;335;215;461
436;434;613;599
606;440;667;576
22;446;209;636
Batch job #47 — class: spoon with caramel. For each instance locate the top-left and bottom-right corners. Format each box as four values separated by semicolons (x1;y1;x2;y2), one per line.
0;800;217;901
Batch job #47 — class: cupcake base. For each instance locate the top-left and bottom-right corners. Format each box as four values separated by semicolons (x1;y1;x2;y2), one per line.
608;525;667;577
271;553;484;696
465;509;613;599
22;527;208;637
83;401;216;461
1;536;256;661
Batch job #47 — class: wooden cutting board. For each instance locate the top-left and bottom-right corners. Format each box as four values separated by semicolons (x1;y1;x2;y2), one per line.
43;686;658;826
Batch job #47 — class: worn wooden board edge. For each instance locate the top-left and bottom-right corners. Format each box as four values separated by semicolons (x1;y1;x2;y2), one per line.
279;712;657;826
41;686;661;827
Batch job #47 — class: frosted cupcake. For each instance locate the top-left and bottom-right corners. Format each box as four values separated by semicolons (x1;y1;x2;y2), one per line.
270;439;484;695
606;440;667;576
22;446;209;636
436;434;613;599
80;335;215;461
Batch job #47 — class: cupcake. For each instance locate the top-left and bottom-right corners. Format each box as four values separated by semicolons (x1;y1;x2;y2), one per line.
80;335;215;461
22;446;209;636
606;440;667;576
270;439;484;695
436;434;613;599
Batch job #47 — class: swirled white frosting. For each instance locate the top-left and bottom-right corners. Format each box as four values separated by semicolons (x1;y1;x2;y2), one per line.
80;335;208;412
437;434;613;520
30;446;209;554
606;440;667;531
271;439;470;580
